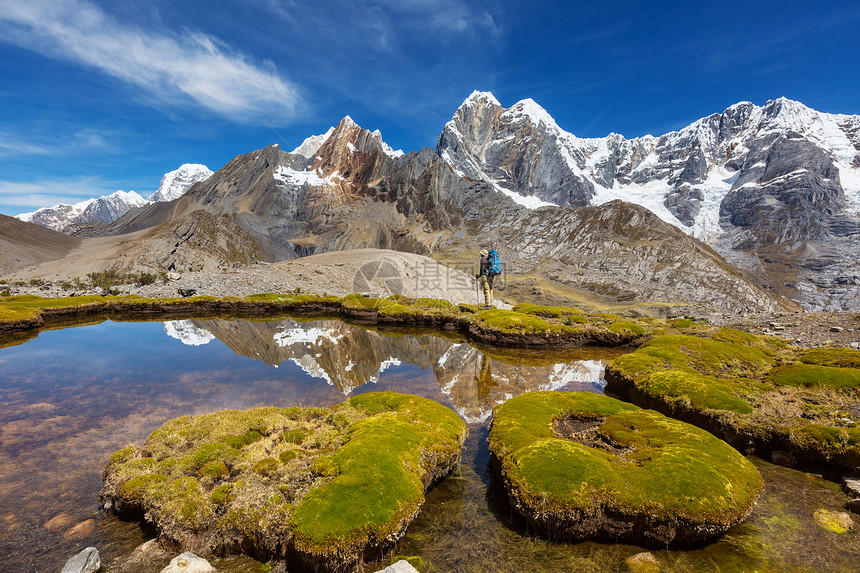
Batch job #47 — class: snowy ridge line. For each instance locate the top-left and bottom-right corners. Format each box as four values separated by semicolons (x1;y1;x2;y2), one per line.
439;91;860;240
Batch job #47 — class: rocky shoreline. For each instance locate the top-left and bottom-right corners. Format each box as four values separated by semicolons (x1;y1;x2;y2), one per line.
4;264;859;350
0;294;653;350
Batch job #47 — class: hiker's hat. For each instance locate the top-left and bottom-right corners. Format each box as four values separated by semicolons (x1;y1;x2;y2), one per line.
480;249;489;256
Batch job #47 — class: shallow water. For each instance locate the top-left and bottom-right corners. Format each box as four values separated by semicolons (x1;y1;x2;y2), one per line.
0;317;857;572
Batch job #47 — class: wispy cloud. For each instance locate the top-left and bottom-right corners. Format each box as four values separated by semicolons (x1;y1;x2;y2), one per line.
0;134;52;156
0;0;303;124
254;0;500;43
0;128;116;158
700;7;860;74
243;0;503;130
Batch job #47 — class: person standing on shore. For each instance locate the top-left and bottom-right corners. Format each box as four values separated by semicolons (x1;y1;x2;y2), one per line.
477;248;495;309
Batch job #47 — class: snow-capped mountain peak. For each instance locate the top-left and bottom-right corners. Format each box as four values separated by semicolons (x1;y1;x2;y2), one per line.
16;189;149;231
17;164;212;231
291;127;336;158
371;129;404;158
463;90;501;108
147;163;213;202
503;98;564;133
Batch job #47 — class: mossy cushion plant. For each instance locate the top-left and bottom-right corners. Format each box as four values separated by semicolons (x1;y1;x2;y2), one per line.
606;332;860;469
101;392;466;571
1;293;663;348
488;391;763;546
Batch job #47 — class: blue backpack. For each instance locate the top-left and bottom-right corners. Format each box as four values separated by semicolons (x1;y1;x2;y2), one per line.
487;249;501;276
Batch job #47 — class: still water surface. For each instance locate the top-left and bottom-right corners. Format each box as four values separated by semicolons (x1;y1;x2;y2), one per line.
0;317;857;572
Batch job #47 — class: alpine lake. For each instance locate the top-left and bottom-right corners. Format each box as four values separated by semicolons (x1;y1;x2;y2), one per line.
1;314;857;572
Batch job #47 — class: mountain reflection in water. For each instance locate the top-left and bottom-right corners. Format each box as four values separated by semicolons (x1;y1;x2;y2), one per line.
162;318;610;422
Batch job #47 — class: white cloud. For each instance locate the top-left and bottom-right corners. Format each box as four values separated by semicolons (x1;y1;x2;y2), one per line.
0;0;303;124
0;134;52;156
252;0;500;47
0;129;115;158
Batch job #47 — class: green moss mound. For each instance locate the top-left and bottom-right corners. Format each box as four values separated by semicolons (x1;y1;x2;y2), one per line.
0;293;666;348
606;331;860;470
488;391;763;546
101;392;466;570
475;309;574;334
798;347;860;369
511;303;584;318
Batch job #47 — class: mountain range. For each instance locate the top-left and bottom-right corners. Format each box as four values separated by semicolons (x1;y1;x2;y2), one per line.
15;164;213;232
7;92;860;312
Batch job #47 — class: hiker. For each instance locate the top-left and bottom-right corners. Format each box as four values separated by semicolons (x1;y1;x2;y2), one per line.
476;248;500;309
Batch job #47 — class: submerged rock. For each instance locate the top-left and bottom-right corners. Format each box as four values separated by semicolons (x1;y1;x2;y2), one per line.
43;512;75;532
63;519;95;540
488;391;763;546
606;332;860;471
626;552;660;573
101;392;466;571
771;450;798;467
61;547;100;573
813;509;855;533
120;539;171;570
844;477;860;498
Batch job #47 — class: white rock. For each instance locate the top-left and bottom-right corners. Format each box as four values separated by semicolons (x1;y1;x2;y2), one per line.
375;560;419;573
61;547;101;573
160;552;214;573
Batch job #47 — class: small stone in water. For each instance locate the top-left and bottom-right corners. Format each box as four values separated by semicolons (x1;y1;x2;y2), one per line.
813;509;855;533
160;552;214;573
63;519;95;540
43;512;75;532
626;551;660;572
375;560;420;573
61;547;100;573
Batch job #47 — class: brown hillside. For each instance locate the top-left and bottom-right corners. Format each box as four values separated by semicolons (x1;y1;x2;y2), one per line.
0;214;81;272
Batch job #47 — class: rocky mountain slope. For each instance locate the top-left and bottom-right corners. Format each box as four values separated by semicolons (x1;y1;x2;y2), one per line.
80;115;784;314
9;94;858;310
438;92;860;309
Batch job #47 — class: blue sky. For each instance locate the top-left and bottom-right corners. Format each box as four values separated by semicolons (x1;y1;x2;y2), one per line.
1;0;859;216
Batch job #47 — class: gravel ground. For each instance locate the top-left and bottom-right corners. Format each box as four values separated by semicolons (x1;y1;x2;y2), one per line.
3;247;858;347
712;310;860;349
2;249;512;308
